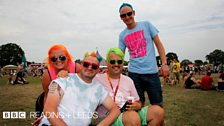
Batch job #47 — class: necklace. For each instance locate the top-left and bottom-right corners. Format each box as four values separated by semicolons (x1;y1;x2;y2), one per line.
107;73;120;102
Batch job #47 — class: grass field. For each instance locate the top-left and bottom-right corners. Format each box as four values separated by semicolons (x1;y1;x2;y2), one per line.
0;74;224;126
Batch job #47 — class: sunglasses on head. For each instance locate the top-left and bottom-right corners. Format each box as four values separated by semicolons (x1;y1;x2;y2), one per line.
82;61;99;70
120;11;133;18
51;55;66;62
109;60;123;65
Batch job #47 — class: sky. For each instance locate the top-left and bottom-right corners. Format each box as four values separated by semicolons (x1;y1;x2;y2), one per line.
0;0;224;63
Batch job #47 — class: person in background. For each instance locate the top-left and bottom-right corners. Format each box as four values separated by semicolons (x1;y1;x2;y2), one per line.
13;63;28;84
118;3;169;109
200;71;215;90
172;59;181;85
184;72;201;89
94;47;164;126
182;72;189;87
217;72;224;91
38;52;120;126
35;44;81;118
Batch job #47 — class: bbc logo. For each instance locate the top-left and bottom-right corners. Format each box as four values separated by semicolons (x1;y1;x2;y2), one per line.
3;111;26;119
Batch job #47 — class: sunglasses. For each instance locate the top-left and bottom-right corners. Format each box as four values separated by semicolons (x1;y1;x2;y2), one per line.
120;11;133;18
82;61;99;70
51;55;66;62
109;60;123;65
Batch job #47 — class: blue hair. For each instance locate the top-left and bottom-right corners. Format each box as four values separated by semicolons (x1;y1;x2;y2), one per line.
119;3;134;12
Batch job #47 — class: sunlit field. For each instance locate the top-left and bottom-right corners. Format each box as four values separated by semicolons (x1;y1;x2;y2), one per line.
0;74;223;126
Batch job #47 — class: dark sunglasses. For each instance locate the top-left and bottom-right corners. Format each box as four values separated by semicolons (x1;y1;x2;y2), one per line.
109;60;123;65
120;11;133;18
82;61;99;70
51;55;66;62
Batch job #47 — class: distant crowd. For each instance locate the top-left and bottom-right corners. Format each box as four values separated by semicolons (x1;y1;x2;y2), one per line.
161;59;224;92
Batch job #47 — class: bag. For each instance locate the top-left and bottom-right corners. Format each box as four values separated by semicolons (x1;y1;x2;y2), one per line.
35;92;45;118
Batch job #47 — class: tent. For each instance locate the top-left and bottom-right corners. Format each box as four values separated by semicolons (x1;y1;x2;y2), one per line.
2;65;18;70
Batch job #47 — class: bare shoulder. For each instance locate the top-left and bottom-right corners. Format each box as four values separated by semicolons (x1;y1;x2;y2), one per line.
42;69;51;91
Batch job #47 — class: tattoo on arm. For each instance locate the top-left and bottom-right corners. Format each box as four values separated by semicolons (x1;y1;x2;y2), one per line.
49;82;58;94
49;82;64;98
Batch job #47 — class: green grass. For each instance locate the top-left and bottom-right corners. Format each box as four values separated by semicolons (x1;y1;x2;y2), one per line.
0;74;224;126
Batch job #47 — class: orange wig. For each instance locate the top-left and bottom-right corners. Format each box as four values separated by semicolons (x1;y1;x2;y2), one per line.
47;44;73;68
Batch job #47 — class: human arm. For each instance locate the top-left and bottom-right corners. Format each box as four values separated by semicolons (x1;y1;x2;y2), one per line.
191;77;201;84
98;95;120;126
42;69;51;105
55;62;81;78
127;79;142;110
43;82;67;126
153;35;169;76
126;101;142;111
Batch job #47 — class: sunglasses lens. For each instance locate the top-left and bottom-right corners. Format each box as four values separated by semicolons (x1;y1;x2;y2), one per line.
59;56;66;61
91;64;99;70
120;11;132;18
127;12;132;16
83;62;90;68
117;60;123;64
51;57;57;62
120;14;126;18
110;60;116;64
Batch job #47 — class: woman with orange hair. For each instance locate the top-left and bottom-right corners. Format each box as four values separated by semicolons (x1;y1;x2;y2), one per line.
35;44;80;118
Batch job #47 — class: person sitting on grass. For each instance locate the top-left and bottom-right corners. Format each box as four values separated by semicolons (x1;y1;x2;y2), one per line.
217;72;224;91
94;47;164;126
7;70;14;84
200;71;216;90
184;71;201;89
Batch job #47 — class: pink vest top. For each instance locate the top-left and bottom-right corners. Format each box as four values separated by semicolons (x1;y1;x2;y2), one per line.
48;62;76;80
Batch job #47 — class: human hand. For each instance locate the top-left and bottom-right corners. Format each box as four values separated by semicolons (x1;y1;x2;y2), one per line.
160;65;169;77
57;70;69;78
31;116;43;126
126;102;139;111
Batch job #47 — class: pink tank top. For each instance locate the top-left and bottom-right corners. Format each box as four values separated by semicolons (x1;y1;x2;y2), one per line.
48;62;76;80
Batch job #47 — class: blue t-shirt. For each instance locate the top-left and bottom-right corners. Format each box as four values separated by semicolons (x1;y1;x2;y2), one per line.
39;73;108;126
119;21;159;74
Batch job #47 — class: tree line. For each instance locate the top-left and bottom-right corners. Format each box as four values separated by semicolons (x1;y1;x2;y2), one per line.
0;43;224;67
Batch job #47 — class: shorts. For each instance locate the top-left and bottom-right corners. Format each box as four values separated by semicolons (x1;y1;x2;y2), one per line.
128;72;163;105
112;106;148;126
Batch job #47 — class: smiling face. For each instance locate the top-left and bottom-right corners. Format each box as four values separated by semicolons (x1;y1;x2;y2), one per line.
79;56;100;83
50;49;68;70
119;6;136;28
107;52;124;77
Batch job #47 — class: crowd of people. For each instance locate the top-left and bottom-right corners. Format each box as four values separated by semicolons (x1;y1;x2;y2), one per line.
183;71;224;91
32;3;168;126
161;57;224;92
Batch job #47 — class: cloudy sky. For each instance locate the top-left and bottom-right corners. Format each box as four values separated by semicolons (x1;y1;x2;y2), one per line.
0;0;224;63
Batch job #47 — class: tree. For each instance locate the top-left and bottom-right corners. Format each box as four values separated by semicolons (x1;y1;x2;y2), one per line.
206;49;224;65
0;43;24;67
203;61;208;65
194;60;203;66
181;59;192;66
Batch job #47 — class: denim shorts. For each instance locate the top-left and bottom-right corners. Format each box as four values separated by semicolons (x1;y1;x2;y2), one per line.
128;72;163;105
